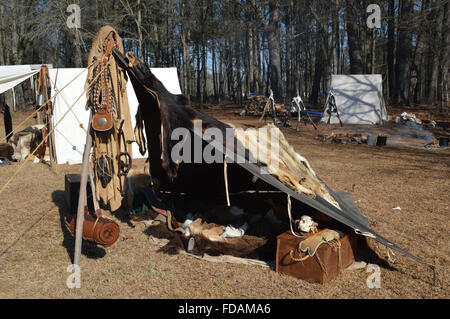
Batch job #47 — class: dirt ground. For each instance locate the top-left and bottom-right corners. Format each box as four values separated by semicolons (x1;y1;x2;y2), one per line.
0;105;448;299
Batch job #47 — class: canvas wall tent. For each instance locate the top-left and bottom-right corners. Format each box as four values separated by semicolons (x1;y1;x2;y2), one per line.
0;65;41;95
0;65;44;110
50;67;181;164
1;65;181;164
321;74;388;125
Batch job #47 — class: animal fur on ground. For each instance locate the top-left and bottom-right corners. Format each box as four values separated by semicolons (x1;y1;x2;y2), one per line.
7;125;45;162
0;143;14;161
146;218;271;258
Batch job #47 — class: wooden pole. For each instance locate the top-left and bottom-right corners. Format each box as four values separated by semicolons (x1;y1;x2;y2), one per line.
73;113;93;266
89;163;100;213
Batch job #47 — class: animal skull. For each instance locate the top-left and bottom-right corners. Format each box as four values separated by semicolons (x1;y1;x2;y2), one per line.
298;215;318;233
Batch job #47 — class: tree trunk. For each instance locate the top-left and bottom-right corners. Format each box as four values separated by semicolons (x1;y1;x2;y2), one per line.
411;0;429;104
137;0;143;59
74;30;83;68
387;0;396;102
262;35;267;95
248;24;255;93
310;43;323;105
253;26;259;93
267;0;283;101
345;0;363;74
368;27;375;74
0;4;5;65
153;24;160;66
430;3;444;105
212;43;218;102
202;43;207;104
332;0;339;75
196;44;201;102
441;1;450;110
181;25;190;96
394;0;413;106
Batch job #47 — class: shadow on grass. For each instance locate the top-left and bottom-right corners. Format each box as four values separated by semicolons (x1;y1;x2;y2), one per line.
356;237;396;272
51;190;106;263
0;209;50;260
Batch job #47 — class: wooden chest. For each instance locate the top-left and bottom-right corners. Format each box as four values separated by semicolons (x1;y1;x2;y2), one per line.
276;230;357;284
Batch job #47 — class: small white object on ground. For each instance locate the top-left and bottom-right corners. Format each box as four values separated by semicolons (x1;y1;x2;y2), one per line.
182;213;195;236
392;207;402;211
220;222;248;239
187;237;195;251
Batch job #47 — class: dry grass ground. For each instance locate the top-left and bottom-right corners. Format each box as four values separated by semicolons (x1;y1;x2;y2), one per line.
0;107;448;299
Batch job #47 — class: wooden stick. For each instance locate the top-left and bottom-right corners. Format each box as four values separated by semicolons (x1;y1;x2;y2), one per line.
89;161;101;214
73;113;93;266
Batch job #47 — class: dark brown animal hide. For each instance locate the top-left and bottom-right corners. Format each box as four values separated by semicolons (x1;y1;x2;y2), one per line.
145;217;273;259
118;51;271;195
0;143;14;161
0;101;13;142
8;126;44;161
126;52;228;179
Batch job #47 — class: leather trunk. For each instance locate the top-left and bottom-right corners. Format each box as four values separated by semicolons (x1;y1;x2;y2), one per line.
276;230;357;284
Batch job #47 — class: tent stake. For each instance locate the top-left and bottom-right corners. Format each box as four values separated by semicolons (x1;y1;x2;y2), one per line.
73;114;93;266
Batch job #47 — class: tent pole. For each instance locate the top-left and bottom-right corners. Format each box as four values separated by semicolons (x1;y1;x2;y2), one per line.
73;113;93;266
12;88;16;112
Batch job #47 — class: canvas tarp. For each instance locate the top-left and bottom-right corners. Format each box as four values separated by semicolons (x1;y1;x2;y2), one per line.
0;65;39;95
321;74;388;125
49;67;181;164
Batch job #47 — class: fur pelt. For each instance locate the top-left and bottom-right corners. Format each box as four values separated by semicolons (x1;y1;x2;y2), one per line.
1;101;13;142
124;168;152;208
234;124;340;208
146;216;271;258
0;143;14;161
8;125;45;162
124;51;229;183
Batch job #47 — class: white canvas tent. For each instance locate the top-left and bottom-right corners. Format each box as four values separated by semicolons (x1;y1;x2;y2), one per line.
0;65;42;110
321;74;388;125
49;67;181;164
0;65;39;95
